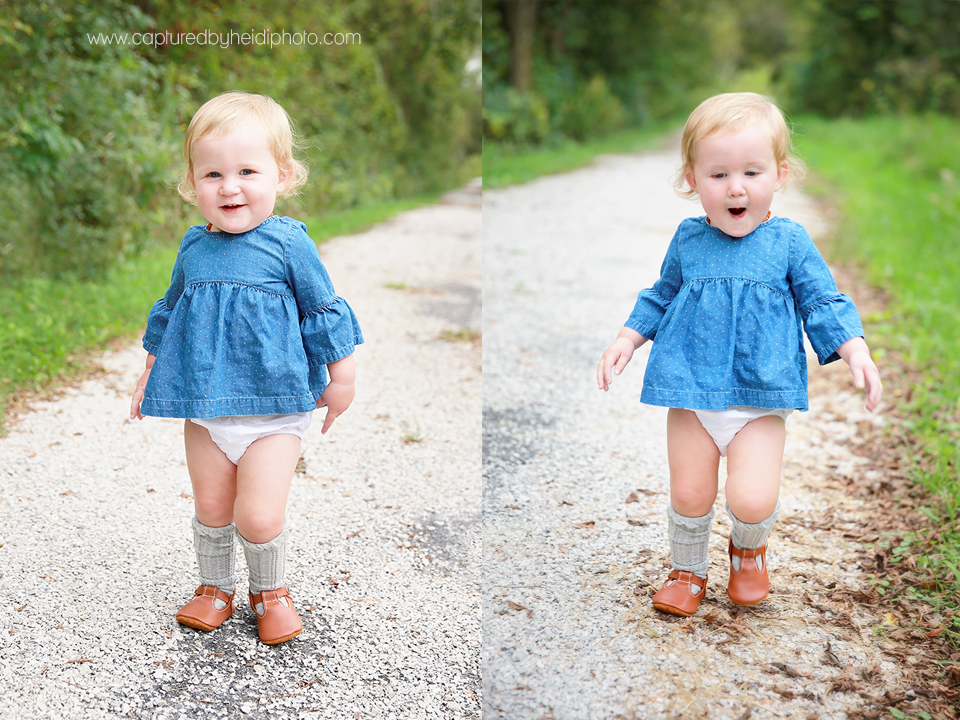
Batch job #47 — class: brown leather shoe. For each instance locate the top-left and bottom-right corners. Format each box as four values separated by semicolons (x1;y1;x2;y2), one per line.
727;540;769;606
652;569;708;617
176;585;235;631
250;586;303;645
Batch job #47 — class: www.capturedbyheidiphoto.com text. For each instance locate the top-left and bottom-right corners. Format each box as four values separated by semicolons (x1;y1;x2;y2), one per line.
86;29;361;49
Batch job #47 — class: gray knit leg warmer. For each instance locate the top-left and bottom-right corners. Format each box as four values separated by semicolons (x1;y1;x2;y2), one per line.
667;505;715;580
727;500;781;571
238;526;288;598
192;516;236;600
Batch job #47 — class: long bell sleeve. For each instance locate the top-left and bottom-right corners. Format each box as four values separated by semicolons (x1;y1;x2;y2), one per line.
625;227;684;340
788;227;863;365
142;247;186;356
283;226;364;398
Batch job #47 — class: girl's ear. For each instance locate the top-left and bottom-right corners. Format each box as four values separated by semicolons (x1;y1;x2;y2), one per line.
776;161;789;190
277;165;293;192
684;168;697;193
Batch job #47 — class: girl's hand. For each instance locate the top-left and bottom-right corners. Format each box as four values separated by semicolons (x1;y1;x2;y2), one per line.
316;381;355;434
837;337;883;413
597;328;647;391
129;354;156;420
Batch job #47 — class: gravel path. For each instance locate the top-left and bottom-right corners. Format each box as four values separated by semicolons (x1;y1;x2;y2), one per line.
481;150;917;720
0;194;481;719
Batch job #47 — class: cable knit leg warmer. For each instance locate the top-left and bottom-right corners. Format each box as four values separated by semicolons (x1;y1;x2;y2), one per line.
667;505;715;580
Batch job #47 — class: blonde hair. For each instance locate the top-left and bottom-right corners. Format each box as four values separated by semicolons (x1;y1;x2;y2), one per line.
177;92;309;204
673;92;806;199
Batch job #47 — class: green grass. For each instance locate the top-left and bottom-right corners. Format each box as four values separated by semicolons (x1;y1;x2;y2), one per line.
483;120;682;189
796;114;960;645
0;192;448;431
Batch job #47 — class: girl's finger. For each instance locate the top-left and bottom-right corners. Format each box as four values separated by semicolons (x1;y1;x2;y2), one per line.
321;410;338;434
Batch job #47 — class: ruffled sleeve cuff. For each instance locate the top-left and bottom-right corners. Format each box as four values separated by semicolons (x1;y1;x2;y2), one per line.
142;298;174;356
625;288;671;341
301;296;364;366
801;294;864;365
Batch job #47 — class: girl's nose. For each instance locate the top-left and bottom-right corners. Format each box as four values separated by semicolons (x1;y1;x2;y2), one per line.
219;181;240;195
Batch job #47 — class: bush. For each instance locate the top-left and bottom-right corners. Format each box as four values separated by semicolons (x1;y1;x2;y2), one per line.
482;85;550;144
558;75;624;142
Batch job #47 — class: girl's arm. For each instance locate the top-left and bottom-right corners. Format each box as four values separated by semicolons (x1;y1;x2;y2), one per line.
836;336;883;412
316;354;356;434
129;353;156;420
597;327;648;391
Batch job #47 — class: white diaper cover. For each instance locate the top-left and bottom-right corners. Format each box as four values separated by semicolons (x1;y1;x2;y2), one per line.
190;412;313;465
693;406;793;457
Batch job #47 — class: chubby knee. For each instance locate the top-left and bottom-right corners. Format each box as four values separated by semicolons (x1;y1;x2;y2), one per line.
193;496;234;527
234;510;284;544
670;482;716;518
725;489;778;524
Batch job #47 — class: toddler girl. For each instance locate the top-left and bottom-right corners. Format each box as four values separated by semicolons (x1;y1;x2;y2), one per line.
597;93;882;617
129;92;363;644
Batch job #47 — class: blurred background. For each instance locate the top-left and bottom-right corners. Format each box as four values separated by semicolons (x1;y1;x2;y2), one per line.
483;0;960;144
0;0;479;417
483;0;960;656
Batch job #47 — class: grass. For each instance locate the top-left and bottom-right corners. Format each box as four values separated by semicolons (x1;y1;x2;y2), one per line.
483;119;682;189
0;192;448;432
795;114;960;645
438;328;481;345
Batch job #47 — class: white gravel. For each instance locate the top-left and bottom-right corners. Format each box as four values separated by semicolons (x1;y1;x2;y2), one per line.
482;150;902;720
0;195;481;719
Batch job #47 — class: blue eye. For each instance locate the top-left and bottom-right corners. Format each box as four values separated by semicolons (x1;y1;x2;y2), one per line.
209;171;221;178
240;169;253;176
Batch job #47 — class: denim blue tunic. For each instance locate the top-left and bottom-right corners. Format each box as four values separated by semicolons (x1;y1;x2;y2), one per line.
140;215;363;418
625;216;863;412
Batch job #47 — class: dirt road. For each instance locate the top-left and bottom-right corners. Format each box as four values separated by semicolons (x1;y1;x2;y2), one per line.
482;150;951;719
0;193;481;720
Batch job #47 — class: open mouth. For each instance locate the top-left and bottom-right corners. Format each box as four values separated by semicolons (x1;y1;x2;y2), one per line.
728;207;746;219
221;204;245;211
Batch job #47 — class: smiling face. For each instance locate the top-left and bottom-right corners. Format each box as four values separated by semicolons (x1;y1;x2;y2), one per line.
190;124;291;234
685;124;789;238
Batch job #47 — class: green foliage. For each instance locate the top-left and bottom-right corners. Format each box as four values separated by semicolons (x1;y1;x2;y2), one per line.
0;0;181;279
789;0;960;116
0;0;479;280
482;0;713;146
482;84;550;144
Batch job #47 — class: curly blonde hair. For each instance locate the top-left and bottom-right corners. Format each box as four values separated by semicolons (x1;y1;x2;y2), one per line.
177;92;309;204
673;92;806;200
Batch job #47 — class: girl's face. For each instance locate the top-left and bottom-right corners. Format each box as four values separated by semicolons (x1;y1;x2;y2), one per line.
190;124;291;234
685;124;788;238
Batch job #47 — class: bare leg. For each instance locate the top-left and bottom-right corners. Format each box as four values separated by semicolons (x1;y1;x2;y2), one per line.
184;419;238;526
724;415;785;523
234;433;301;543
667;408;721;516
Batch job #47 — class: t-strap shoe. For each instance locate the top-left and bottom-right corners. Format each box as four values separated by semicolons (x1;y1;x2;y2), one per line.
176;585;235;631
652;569;708;617
249;586;303;645
727;539;769;606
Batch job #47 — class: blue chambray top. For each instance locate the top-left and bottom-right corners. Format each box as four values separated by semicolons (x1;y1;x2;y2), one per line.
140;215;363;418
625;216;863;412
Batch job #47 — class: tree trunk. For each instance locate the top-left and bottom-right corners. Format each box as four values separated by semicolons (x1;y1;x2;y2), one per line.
505;0;539;93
